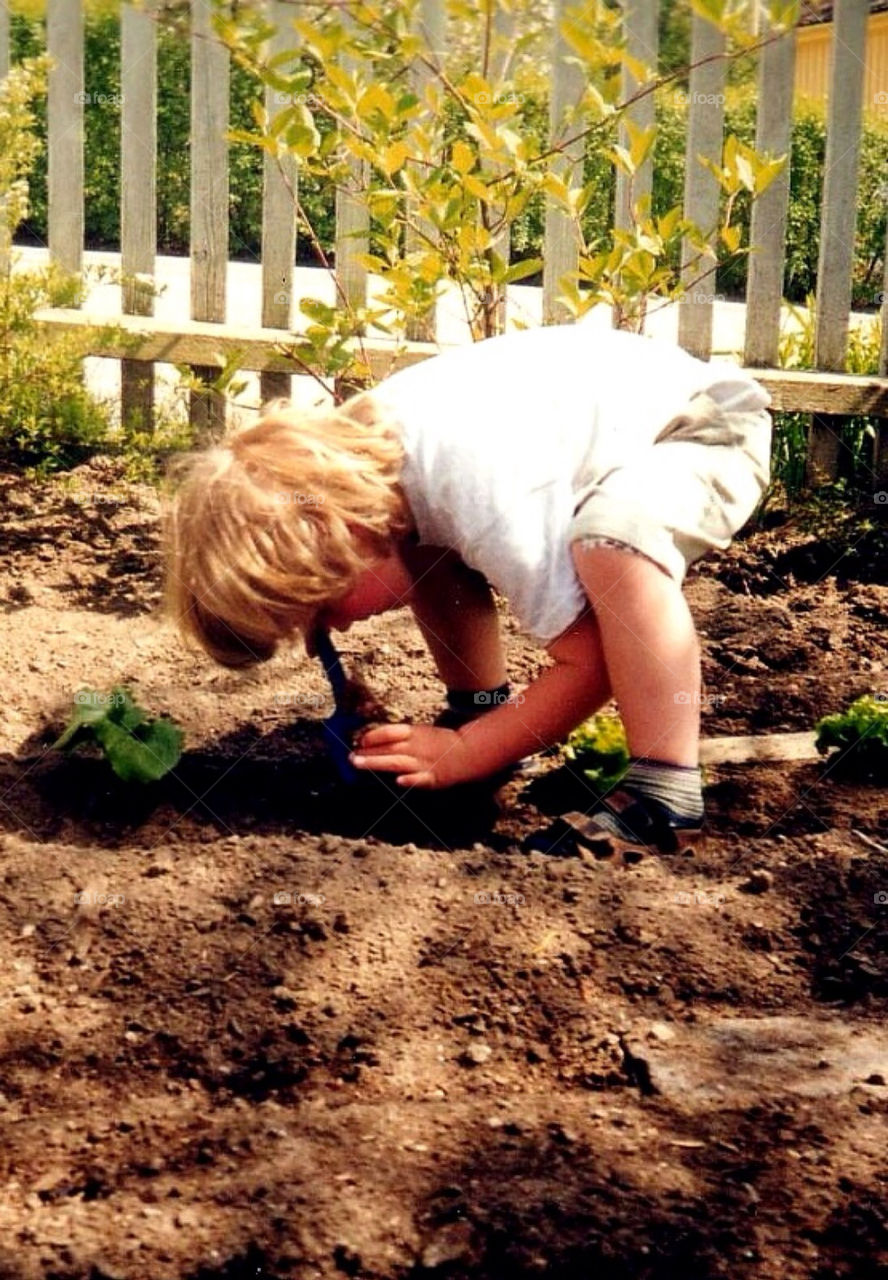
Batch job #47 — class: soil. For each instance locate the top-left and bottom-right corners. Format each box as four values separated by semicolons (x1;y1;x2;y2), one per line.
0;459;887;1280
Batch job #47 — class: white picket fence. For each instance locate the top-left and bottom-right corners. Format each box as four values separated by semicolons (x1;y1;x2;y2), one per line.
0;0;886;483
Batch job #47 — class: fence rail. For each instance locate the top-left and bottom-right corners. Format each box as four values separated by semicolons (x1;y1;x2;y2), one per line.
6;0;888;488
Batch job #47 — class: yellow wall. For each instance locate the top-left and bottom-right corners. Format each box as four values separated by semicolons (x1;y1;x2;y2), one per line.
795;11;888;117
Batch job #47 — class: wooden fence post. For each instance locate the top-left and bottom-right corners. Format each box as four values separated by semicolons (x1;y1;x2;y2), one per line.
47;0;84;278
260;0;298;406
190;0;229;438
478;3;514;337
677;10;726;359
334;18;369;366
0;3;10;276
808;0;868;487
405;0;445;344
744;13;796;369
876;204;888;491
543;0;585;326
121;0;157;434
613;0;658;331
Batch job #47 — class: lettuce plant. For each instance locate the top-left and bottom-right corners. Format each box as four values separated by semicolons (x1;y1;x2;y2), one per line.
564;712;630;796
54;687;183;784
815;695;888;783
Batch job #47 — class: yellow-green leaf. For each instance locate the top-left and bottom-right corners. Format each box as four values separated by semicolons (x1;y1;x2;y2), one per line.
380;139;409;175
462;174;492;201
657;207;682;240
501;256;543;284
626;120;657;171
451;139;475;175
358;82;396;122
754;154;787;195
607;144;635;177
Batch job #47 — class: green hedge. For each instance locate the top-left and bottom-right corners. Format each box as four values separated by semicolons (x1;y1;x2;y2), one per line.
11;11;888;305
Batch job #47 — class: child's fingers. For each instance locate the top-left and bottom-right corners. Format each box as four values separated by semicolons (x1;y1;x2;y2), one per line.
356;724;411;748
350;750;418;774
395;771;436;789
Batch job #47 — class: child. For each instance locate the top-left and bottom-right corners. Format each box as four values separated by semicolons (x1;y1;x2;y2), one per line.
165;321;771;856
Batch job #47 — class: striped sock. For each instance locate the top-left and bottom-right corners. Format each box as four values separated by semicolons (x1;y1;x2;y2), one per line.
623;758;704;822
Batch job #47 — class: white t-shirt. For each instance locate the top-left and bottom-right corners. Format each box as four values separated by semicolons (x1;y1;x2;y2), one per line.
369;324;770;645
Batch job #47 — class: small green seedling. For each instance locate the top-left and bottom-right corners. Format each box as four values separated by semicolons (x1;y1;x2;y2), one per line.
564;712;630;796
54;687;183;783
815;694;888;782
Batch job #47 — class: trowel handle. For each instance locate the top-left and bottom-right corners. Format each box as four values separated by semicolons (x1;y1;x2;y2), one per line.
312;627;349;706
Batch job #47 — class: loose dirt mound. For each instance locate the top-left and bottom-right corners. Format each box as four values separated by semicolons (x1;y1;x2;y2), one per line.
0;463;886;1280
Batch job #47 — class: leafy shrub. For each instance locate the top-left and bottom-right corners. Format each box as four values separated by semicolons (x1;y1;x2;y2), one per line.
0;267;123;469
815;694;888;783
0;55;124;470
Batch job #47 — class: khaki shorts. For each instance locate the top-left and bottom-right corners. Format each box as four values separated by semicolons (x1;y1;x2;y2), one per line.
569;386;772;583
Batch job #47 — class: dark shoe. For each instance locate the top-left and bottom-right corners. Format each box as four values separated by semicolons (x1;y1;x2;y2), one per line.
524;787;705;859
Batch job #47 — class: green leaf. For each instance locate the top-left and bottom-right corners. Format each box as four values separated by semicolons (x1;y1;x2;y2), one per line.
52;690;112;749
689;0;727;25
501;257;543;284
300;298;337;325
93;717;184;784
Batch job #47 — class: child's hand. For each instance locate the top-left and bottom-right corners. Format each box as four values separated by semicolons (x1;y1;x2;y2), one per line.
349;723;477;789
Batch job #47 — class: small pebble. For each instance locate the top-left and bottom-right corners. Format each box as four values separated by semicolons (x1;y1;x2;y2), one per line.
742;868;774;894
648;1021;676;1043
462;1042;492;1067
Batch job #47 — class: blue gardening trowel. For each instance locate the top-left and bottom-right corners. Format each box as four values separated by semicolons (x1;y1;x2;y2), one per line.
312;627;366;784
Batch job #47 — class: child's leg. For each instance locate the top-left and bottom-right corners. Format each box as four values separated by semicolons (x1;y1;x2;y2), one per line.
571;541;701;767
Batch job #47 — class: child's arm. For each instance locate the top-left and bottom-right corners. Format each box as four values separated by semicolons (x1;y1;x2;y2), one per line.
403;545;507;691
351;609;611;787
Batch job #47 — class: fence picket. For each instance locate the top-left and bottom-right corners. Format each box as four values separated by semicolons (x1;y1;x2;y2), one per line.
47;0;84;278
121;1;157;432
614;0;658;333
744;16;796;368
481;3;514;335
808;0;869;486
877;213;888;486
0;3;9;274
543;0;585;326
261;0;298;405
678;10;726;357
189;0;229;435
615;0;658;231
405;0;445;343
334;14;369;349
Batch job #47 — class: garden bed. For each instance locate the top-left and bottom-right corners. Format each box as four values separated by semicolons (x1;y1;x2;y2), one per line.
0;461;886;1280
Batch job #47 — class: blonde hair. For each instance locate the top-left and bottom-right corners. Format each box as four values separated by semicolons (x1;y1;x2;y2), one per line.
163;396;411;667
